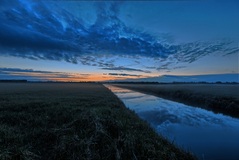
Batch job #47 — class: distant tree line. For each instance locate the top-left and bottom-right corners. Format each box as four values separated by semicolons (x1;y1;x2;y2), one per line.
105;81;160;84
171;81;239;84
105;81;239;84
0;80;27;83
0;80;238;84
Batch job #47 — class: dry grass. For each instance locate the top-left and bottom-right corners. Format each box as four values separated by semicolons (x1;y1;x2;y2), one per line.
113;84;239;118
0;83;194;160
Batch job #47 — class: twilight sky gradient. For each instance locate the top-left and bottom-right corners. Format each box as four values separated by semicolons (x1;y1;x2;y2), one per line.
0;0;238;81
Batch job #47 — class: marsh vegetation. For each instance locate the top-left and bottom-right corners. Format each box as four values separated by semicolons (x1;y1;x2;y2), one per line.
0;83;194;159
113;84;239;118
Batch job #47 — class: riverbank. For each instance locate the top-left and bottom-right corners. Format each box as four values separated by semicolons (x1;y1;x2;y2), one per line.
0;83;194;159
107;84;239;160
113;84;239;118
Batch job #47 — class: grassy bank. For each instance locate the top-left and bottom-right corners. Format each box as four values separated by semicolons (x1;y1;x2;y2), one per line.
0;83;194;159
113;84;239;118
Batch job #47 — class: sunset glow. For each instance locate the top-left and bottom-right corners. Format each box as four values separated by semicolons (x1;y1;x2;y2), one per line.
0;0;238;82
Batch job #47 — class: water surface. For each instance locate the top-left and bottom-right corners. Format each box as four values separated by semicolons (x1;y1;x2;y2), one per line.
105;85;239;160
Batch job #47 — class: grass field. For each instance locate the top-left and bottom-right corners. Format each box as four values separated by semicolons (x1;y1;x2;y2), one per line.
113;84;239;118
0;83;194;160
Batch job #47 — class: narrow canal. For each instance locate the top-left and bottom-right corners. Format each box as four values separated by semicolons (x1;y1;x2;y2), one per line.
105;85;239;160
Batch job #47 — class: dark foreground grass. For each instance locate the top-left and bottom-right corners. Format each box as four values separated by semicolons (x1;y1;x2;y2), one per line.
0;83;194;160
113;84;239;118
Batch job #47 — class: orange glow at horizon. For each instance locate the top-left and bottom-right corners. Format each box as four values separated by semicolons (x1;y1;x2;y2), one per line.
5;71;150;82
49;74;150;82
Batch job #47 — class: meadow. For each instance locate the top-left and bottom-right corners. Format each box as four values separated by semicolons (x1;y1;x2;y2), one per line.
0;83;194;160
113;84;239;118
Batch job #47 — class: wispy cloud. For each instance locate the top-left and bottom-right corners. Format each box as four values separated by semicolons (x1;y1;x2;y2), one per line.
0;67;144;81
0;67;90;81
102;66;151;73
108;73;141;77
0;0;238;73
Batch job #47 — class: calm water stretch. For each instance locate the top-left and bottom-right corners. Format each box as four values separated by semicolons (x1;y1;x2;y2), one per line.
105;85;239;160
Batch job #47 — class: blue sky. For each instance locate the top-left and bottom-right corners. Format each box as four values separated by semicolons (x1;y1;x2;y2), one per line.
0;0;238;81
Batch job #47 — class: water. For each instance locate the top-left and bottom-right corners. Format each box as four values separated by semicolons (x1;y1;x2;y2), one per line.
105;85;239;160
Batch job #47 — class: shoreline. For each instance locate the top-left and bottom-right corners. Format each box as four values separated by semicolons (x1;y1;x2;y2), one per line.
112;84;239;118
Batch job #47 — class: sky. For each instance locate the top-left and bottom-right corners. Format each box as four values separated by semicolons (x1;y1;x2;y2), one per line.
0;0;238;82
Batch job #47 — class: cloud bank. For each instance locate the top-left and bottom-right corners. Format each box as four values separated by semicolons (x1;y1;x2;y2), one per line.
0;0;238;70
0;67;89;81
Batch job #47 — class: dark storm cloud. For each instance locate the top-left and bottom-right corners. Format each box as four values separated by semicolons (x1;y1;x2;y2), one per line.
0;0;237;67
102;66;151;73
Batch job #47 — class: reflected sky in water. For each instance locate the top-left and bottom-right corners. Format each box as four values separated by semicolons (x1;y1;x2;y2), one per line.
105;85;239;160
